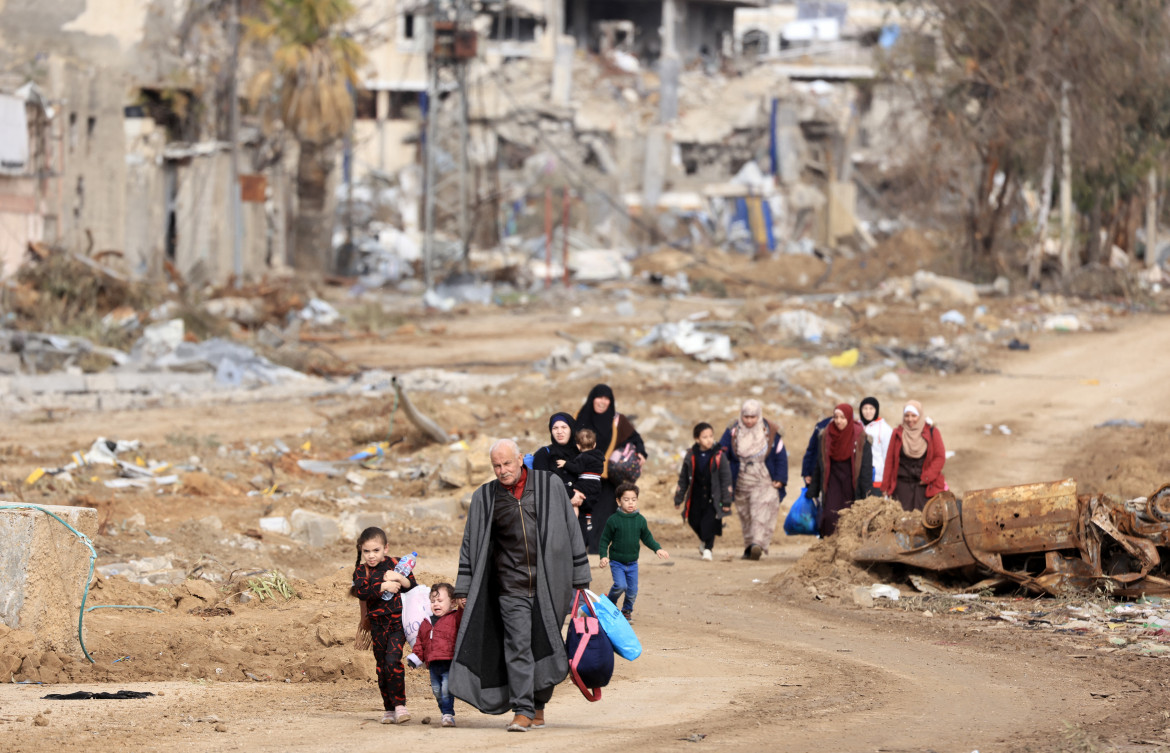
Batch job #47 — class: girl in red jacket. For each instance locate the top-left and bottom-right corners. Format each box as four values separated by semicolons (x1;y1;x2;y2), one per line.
881;400;948;511
413;583;464;727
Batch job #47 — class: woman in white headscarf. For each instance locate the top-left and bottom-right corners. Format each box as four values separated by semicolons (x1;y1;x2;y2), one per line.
719;400;788;560
881;400;948;512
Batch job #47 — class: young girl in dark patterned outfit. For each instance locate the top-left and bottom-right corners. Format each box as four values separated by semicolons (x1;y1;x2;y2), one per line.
352;526;418;724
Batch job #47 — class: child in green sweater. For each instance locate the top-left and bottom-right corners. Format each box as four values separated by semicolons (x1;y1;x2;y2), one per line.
598;482;670;621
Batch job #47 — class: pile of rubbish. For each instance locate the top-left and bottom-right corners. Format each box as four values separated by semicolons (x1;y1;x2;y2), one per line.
26;437;179;491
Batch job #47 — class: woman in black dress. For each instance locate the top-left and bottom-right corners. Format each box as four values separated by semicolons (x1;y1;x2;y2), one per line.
574;384;646;553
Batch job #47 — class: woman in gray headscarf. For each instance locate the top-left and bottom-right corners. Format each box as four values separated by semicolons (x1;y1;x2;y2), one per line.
719;399;788;560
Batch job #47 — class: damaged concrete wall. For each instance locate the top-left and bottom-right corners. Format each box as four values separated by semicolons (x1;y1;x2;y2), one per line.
46;57;130;260
0;505;98;659
123;115;168;278
171;149;268;285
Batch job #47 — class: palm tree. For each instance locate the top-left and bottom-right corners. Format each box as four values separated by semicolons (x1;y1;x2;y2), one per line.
245;0;365;273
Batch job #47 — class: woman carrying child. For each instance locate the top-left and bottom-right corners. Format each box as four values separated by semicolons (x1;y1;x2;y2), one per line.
575;384;647;553
351;526;418;724
531;412;579;496
558;428;605;545
675;422;733;561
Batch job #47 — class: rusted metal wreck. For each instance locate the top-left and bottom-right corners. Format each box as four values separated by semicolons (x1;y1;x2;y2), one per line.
854;479;1170;596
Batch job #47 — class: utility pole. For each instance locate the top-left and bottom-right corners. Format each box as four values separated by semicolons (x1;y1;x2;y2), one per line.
457;59;470;268
422;0;439;293
228;0;244;285
1147;167;1159;270
1058;79;1074;279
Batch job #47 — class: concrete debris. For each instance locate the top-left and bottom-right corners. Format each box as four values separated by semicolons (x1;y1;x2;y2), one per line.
201;298;264;326
0;330;131;372
258;516;291;535
569;250;634;282
146;338;304;386
298;299;342;327
912;271;980;306
767;310;845;343
136;319;186;358
423;281;493;312
636;320;733;362
289;509;340;549
96;556;180;586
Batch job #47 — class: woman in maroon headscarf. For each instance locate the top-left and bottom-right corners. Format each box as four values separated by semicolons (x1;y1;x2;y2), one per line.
808;403;873;537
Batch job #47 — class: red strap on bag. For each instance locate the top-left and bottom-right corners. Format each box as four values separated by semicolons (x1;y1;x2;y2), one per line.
568;590;603;702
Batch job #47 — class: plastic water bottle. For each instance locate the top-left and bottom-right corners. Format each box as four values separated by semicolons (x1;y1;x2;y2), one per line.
395;551;418;576
381;551;418;600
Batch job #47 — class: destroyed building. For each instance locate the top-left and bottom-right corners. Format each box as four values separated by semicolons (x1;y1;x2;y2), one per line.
0;0;930;287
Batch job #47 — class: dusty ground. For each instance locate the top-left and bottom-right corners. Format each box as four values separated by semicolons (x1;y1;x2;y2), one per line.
3;282;1170;752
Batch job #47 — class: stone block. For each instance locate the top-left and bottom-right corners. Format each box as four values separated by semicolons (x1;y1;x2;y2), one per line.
438;453;470;488
12;374;87;395
400;498;457;521
0;505;98;658
84;373;118;392
290;509;340;548
338;512;387;542
912;271;980;306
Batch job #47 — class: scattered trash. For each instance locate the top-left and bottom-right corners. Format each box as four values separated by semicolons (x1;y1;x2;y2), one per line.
1043;314;1082;332
767;309;843;343
297;459;350;477
42;691;154;700
939;310;966;326
828;348;859;368
1095;419;1144;429
298;298;342;327
635;320;732;362
869;584;901;601
149;338;303;387
1007;338;1030;351
997;425;1012;435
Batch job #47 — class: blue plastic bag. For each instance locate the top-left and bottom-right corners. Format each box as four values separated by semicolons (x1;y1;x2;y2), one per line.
580;589;642;661
783;487;818;536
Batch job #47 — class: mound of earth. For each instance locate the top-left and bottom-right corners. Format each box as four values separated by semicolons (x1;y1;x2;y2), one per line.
0;565;451;702
1062;421;1170;499
772;496;908;598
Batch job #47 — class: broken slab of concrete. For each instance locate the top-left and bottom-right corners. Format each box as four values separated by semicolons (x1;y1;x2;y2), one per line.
290;509;341;548
0;505;97;659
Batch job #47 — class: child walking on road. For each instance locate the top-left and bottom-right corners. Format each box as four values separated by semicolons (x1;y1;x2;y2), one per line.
412;583;464;728
351;527;418;724
598;482;670;622
675;422;733;560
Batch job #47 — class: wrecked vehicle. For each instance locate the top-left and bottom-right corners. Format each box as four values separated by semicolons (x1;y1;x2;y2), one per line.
853;479;1170;596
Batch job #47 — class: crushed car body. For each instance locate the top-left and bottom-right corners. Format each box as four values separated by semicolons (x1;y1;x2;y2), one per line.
853;479;1170;596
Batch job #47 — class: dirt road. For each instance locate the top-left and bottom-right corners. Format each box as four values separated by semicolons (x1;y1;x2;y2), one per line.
4;312;1170;752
